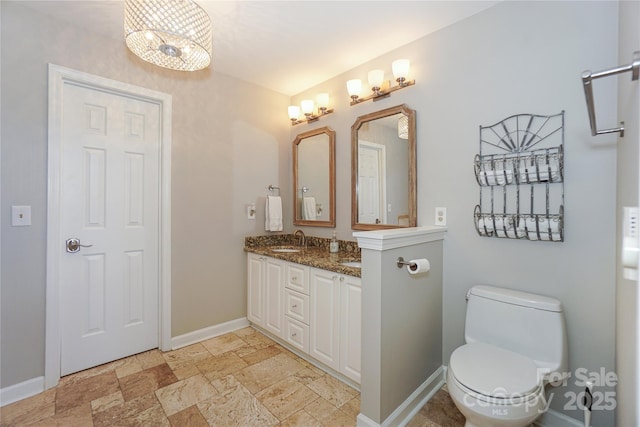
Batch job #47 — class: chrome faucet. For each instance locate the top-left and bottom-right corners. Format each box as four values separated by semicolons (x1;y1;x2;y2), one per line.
293;229;306;247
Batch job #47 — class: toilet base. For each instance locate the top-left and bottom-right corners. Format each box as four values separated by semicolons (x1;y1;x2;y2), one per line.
447;370;545;427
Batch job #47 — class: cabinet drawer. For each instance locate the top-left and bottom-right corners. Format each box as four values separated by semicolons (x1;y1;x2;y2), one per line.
285;289;309;324
284;317;309;353
286;263;309;294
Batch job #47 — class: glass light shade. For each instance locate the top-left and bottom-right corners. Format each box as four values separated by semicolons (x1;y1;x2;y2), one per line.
124;0;212;71
288;106;300;120
346;79;362;97
316;93;330;109
398;116;409;139
392;59;411;80
301;100;315;115
368;69;385;88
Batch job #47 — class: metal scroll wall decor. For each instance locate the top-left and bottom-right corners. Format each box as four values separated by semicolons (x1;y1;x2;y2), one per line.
473;112;565;242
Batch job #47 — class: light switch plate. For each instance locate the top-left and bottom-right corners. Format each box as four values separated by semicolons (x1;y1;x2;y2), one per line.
623;206;639;279
246;203;256;220
12;205;32;226
435;207;447;226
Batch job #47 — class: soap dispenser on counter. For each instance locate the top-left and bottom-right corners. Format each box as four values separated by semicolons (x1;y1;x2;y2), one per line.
330;231;339;253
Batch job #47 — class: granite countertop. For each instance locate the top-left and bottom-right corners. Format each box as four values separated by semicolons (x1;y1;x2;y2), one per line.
244;235;361;278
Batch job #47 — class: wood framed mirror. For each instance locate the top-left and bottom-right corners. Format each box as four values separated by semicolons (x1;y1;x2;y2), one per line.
293;126;336;227
351;104;416;230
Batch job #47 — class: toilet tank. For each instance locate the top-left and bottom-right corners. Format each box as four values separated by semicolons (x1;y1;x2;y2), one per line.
465;285;568;374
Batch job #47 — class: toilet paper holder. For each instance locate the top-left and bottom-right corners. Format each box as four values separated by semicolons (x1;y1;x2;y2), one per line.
396;257;416;270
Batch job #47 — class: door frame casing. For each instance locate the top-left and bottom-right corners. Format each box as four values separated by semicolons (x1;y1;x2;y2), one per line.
45;64;172;388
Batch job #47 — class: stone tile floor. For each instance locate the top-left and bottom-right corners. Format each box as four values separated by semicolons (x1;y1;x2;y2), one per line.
0;327;465;426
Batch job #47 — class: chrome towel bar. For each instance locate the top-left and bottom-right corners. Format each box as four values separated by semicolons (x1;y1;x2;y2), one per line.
581;51;639;137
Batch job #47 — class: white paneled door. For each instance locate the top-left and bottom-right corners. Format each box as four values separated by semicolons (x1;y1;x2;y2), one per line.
58;82;161;376
358;141;386;225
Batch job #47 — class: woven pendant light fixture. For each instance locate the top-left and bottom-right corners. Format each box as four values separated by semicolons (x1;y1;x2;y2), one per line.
124;0;212;71
398;115;409;139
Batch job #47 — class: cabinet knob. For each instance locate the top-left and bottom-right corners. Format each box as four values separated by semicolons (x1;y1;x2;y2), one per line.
340;277;344;282
292;276;298;281
332;275;338;280
292;304;297;308
291;333;297;337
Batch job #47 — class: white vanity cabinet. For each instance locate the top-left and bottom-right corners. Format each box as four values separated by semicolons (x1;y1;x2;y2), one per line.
309;267;362;383
246;253;285;338
247;252;361;384
339;274;362;384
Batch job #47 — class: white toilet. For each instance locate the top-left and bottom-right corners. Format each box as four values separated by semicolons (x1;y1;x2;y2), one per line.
447;285;568;427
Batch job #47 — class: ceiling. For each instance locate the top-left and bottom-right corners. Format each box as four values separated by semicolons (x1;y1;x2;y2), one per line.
20;1;500;96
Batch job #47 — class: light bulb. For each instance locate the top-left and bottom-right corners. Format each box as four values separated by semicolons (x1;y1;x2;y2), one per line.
368;69;384;94
392;59;410;85
346;79;362;101
288;106;300;121
316;93;329;113
301;100;314;116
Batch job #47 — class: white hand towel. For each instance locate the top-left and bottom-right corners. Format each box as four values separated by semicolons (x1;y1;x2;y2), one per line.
518;162;559;183
481;170;513;186
478;216;516;237
265;196;283;231
302;196;317;220
517;217;561;240
479;216;513;231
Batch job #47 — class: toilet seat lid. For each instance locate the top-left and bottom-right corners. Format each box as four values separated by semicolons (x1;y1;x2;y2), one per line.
449;342;540;398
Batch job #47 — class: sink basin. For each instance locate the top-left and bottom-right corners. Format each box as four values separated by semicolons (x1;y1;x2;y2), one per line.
341;261;362;268
271;248;301;253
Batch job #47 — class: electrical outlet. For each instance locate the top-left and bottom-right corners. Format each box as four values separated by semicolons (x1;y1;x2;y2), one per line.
435;207;447;226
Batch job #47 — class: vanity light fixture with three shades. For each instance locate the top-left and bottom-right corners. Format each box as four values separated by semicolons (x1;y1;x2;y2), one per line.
347;59;415;106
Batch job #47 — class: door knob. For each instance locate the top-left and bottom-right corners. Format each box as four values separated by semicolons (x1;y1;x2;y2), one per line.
66;238;93;253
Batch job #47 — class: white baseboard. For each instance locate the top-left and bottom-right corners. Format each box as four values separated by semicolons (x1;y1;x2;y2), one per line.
170;317;249;350
357;413;380;427
0;376;44;407
357;366;445;427
535;408;583;427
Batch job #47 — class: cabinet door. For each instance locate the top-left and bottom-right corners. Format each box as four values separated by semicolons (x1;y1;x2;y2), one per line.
264;257;285;338
340;275;362;383
247;253;264;326
310;268;340;370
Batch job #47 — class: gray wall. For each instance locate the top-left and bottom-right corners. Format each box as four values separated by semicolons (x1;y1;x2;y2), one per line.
0;1;290;388
290;2;618;424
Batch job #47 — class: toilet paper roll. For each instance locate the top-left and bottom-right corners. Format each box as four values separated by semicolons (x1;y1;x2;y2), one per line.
407;258;430;274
